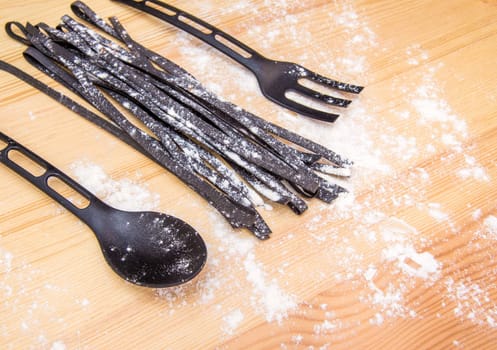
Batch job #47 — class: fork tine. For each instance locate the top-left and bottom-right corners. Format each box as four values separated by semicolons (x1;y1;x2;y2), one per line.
302;68;364;94
291;84;352;107
281;95;340;122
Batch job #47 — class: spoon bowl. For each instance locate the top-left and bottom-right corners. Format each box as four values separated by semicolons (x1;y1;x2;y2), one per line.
94;208;207;287
0;132;207;288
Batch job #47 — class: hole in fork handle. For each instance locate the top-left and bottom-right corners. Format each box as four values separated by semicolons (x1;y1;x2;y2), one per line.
144;0;177;16
214;34;253;59
178;15;212;34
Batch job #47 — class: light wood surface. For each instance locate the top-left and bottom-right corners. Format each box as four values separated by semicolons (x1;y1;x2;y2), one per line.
2;0;497;349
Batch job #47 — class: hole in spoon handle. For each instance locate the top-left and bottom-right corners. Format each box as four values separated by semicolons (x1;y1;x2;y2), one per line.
0;132;99;224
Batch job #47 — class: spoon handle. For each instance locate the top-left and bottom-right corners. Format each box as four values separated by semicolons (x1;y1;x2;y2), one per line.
0;131;103;227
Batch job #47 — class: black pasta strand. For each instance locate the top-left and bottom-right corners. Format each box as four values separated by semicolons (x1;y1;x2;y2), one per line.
59;7;348;211
69;4;352;169
4;2;355;239
59;16;342;203
22;25;268;237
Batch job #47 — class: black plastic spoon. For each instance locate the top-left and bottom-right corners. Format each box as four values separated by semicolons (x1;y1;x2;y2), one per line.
0;131;207;288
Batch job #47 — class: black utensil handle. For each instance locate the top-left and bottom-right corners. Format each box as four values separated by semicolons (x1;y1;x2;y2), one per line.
112;0;264;72
0;132;102;226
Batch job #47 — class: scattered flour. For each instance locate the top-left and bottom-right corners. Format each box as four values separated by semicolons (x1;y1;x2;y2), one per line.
457;155;490;181
50;340;67;350
453;340;462;347
478;215;497;240
77;298;90;307
363;264;415;324
328;2;378;76
427;203;450;222
156;210;296;329
2;1;495;348
221;309;244;335
472;209;483;221
291;334;304;345
444;278;497;328
313;319;341;335
243;252;297;323
0;248;14;273
406;44;429;66
69;160;160;211
382;244;441;280
379;217;418;242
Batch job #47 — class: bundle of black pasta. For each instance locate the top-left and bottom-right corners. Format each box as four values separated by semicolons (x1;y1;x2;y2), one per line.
5;1;353;239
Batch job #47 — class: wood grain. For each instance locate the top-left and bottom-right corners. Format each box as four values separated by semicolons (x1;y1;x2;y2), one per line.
1;0;497;349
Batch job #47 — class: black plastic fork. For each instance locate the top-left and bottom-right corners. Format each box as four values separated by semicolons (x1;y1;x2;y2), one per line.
111;0;364;122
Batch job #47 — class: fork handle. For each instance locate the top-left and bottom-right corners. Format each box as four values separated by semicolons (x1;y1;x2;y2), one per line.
112;0;264;72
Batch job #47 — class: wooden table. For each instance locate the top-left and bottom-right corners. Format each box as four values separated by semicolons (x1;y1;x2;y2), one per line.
1;0;497;348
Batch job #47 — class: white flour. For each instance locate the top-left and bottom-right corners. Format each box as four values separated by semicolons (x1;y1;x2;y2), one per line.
444;277;497;328
50;340;67;350
69;160;160;212
1;0;496;348
476;215;497;240
221;309;245;335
